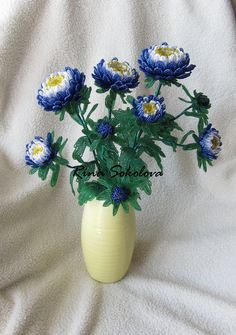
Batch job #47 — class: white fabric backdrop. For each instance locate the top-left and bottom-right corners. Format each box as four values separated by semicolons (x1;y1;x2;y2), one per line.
0;0;236;334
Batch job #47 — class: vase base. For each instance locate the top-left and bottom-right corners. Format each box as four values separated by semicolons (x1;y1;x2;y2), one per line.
86;268;129;284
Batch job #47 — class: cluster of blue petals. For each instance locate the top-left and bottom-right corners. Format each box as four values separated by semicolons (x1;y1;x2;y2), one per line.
138;43;195;81
111;186;130;204
199;124;222;160
132;95;166;123
96;121;114;138
37;67;85;112
92;59;139;93
25;133;55;167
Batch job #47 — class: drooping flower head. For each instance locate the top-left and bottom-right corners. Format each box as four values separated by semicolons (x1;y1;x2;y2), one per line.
138;42;195;81
132;95;166;123
25;133;55;167
199;124;222;160
37;67;85;112
92;58;139;93
96;120;114;138
193;90;211;110
111;186;130;204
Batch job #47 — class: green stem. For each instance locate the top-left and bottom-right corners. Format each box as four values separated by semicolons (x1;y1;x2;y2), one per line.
154;82;162;97
71;104;100;170
170;106;192;121
181;84;192;98
133;129;143;150
67;160;96;169
175;143;185;147
108;91;117;119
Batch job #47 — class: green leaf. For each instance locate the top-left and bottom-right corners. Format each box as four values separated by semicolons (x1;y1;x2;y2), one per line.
103;199;112;207
206;159;213;166
38;165;50;180
129;197;141;211
73;136;89;160
95;189;110;201
144;76;156;89
198;118;204;134
181;85;193;98
139;136;165;170
80;86;92;102
105;91;116;111
118;92;127;104
29;167;38;175
185;112;200;118
121;202;129;213
70;170;76;195
86;103;98;120
105;95;112;110
197;153;202;168
97;178;113;188
90;139;100;150
192;134;199;142
202;159;207;172
178;97;191;103
59;138;68;155
78;181;105;205
59;110;65;121
182;143;198;150
112;204;119;216
50;164;60;187
180;130;195;145
126;95;135;105
53;136;63;151
50;130;55;142
54;156;69;165
136;178;152;195
96;88;107;94
110;89;117;101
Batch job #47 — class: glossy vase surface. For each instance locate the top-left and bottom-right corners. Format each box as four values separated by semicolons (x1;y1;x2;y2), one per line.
81;199;136;283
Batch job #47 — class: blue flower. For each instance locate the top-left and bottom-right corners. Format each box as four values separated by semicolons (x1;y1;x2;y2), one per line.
37;67;85;112
138;42;195;81
96;120;114;138
111;186;130;204
132;95;166;123
25;133;55;167
92;58;139;93
199;124;222;160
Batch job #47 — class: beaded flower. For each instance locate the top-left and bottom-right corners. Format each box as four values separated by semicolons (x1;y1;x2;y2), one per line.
138;42;195;81
96;120;114;138
92;58;139;93
37;67;85;112
199;124;222;160
25;133;55;167
111;186;130;204
132;95;166;123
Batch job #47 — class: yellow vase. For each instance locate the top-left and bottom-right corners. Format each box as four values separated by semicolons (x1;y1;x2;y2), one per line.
81;199;136;283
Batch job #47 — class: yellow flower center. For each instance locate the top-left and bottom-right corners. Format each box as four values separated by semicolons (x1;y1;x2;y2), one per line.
32;144;44;156
46;74;64;88
108;60;131;76
155;47;178;57
211;136;219;150
143;102;157;115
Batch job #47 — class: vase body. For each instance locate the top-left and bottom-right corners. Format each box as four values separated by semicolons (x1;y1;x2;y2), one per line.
81;199;136;283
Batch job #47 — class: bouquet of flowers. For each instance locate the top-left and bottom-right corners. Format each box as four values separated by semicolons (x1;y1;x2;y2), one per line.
25;42;222;215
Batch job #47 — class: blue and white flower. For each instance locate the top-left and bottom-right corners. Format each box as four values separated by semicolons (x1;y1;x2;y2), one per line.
138;42;195;81
132;95;166;123
111;186;130;204
37;67;85;112
92;58;139;93
199;124;222;160
96;120;114;138
25;133;55;167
